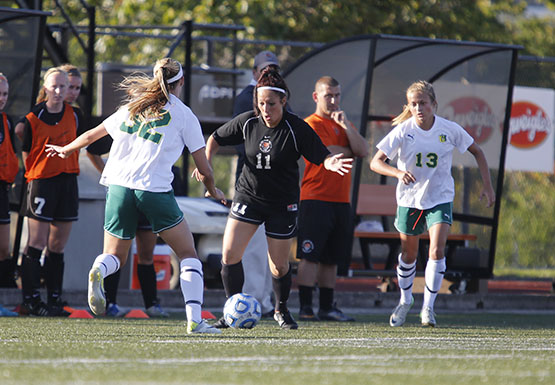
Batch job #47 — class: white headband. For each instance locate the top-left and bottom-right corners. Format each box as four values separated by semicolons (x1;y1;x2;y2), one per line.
257;86;286;94
166;63;183;84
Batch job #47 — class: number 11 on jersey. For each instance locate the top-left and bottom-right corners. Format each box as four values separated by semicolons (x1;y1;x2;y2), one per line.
256;153;271;169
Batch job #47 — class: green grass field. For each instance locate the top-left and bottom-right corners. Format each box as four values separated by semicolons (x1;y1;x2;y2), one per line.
1;312;553;385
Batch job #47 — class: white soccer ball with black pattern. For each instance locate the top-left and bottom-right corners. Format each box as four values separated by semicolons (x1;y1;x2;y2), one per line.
223;293;262;329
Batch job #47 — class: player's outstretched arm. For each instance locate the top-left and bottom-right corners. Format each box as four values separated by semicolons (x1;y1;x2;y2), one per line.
46;123;108;159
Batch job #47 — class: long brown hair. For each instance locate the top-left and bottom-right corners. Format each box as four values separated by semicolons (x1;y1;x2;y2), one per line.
391;80;437;126
119;58;183;120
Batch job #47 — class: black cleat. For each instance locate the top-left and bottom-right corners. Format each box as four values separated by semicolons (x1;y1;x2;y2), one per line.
318;304;355;322
274;309;298;330
298;306;320;321
21;299;49;316
47;299;71;317
213;316;229;329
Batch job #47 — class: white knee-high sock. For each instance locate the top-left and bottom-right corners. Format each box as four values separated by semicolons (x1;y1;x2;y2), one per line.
423;258;446;311
92;254;121;278
397;254;416;305
180;258;204;324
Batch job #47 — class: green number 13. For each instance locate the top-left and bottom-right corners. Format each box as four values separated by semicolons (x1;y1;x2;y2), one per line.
415;152;438;168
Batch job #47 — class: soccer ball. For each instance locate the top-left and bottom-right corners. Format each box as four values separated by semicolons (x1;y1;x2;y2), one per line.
223;293;262;329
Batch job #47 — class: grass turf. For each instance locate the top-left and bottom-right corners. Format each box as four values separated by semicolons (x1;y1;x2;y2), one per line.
0;312;553;385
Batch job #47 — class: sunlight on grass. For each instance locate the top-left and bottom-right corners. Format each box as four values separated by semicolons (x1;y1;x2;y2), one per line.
0;313;553;385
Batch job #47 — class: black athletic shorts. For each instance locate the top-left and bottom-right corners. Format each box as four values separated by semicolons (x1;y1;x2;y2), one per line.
229;198;298;239
296;200;352;265
24;173;78;222
0;182;10;223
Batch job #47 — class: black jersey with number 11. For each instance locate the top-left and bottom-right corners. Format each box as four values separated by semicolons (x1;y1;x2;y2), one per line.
213;110;330;207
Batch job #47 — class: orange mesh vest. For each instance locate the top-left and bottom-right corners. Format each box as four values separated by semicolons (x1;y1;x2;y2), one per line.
0;112;19;183
300;114;351;203
24;104;79;181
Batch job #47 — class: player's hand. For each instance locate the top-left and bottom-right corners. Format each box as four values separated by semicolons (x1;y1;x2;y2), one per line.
398;170;416;185
191;168;201;182
480;186;495;208
45;144;68;159
325;153;353;176
205;187;227;206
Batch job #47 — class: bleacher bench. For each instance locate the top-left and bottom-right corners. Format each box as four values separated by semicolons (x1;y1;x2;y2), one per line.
354;184;477;275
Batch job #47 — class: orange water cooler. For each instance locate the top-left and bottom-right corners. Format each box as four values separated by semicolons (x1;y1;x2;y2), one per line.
130;244;172;290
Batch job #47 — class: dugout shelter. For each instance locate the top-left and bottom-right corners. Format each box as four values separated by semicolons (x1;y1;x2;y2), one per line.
284;35;521;283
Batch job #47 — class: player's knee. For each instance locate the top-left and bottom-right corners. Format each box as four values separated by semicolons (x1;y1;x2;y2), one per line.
428;246;445;260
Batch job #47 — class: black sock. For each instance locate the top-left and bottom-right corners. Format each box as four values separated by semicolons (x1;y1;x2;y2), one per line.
0;259;17;288
21;246;43;302
319;287;334;311
138;263;158;308
45;251;64;305
272;265;292;312
104;269;121;305
220;261;244;298
298;285;314;309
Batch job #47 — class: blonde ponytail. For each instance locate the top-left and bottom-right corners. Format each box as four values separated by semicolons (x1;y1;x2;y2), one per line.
121;58;183;120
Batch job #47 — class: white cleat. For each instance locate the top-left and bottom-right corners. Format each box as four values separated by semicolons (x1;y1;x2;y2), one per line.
187;320;222;334
389;296;414;327
420;306;436;327
88;267;106;316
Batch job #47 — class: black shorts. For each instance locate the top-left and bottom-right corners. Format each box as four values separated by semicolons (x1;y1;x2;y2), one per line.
24;173;79;222
229;199;298;239
296;200;352;265
0;182;10;223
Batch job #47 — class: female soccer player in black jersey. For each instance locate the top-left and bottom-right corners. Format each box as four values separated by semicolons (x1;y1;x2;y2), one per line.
195;68;353;329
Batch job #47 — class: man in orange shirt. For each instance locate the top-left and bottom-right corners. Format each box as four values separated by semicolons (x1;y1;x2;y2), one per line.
297;76;368;321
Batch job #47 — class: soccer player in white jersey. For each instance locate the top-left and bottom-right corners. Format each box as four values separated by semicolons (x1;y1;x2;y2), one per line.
370;80;495;327
45;58;226;334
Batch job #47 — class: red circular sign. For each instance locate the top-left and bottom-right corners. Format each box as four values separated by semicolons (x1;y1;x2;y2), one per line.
509;101;550;149
443;97;496;144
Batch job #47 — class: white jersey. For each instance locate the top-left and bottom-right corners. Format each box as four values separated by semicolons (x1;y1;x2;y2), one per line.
376;115;474;210
100;94;205;192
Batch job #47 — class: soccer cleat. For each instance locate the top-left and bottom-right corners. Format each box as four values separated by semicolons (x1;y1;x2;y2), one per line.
187;320;222;334
105;303;126;317
298;306;320;321
145;303;169;318
274;309;298;330
47;298;71;317
0;304;18;317
21;299;49;316
213;316;230;329
389;296;414;327
420;306;436;327
318;304;355;322
88;267;106;316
